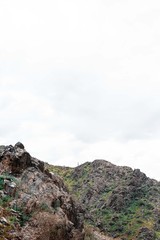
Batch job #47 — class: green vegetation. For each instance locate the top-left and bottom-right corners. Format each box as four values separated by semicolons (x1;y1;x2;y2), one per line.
0;172;32;238
9;215;18;225
39;202;51;212
0;195;12;208
19;211;31;227
46;164;75;191
0;177;16;239
12;205;32;227
46;162;160;240
0;177;4;190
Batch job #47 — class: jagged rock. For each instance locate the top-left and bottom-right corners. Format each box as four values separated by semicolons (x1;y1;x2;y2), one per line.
0;217;9;225
14;142;25;149
0;145;5;157
0;144;32;174
15;166;84;239
0;143;84;240
4;180;17;197
31;157;45;172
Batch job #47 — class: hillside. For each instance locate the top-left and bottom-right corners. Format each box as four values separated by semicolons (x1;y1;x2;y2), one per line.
47;160;160;240
0;142;159;240
0;143;84;240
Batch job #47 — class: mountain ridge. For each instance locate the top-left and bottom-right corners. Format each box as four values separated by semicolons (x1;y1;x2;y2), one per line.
0;142;159;240
47;159;160;240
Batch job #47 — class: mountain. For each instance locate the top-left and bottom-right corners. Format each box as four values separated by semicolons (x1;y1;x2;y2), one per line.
0;143;159;240
47;160;160;240
0;143;84;240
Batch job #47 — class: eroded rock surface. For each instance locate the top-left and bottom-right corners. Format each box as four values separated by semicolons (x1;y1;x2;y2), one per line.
0;143;84;240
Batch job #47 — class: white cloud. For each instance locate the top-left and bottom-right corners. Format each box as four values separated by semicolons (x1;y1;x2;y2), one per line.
0;0;160;180
77;139;160;180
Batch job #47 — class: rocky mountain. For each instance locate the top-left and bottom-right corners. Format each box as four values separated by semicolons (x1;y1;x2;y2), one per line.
47;160;160;240
0;143;159;240
0;143;84;240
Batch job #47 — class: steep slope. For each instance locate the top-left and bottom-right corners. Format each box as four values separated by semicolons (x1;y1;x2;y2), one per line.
0;143;84;240
47;160;160;240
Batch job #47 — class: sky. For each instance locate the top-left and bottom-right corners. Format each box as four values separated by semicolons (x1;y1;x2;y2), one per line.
0;0;160;180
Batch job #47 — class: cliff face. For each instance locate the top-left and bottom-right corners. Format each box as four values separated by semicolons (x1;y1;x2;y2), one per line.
48;160;160;240
0;143;84;240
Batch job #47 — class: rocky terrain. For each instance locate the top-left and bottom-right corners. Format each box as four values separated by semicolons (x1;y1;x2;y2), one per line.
0;143;84;240
47;160;160;240
0;143;159;240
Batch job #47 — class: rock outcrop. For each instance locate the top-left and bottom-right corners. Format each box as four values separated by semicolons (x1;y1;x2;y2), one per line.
0;143;84;240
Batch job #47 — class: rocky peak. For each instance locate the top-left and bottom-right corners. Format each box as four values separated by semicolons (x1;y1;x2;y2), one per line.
0;143;84;240
48;159;160;239
0;142;45;175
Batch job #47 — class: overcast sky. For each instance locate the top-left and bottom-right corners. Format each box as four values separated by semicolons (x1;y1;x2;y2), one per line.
0;0;160;180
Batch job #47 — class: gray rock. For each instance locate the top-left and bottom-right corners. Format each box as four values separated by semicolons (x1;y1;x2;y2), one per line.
14;142;25;149
137;227;155;240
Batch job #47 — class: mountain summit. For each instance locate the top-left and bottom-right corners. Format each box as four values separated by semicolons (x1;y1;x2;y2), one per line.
48;159;160;240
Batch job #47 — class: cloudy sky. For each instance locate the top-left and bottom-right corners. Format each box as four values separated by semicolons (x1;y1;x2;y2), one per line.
0;0;160;180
